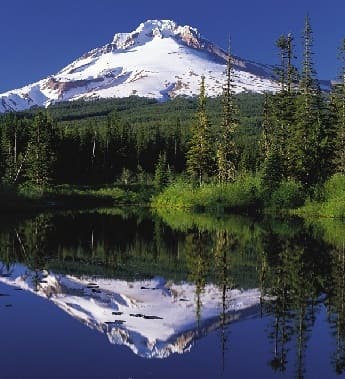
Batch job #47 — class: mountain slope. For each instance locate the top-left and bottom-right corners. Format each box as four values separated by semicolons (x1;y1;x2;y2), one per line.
0;20;279;112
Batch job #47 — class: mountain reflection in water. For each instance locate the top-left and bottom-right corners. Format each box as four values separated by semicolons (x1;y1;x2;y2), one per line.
0;264;260;358
0;210;344;378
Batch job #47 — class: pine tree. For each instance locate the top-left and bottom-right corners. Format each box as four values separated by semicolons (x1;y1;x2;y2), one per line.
276;34;298;178
262;146;284;192
154;151;170;191
261;92;273;160
290;16;333;188
262;33;297;188
24;112;56;187
0;119;13;182
186;76;215;185
333;38;345;174
216;40;238;183
0;114;19;184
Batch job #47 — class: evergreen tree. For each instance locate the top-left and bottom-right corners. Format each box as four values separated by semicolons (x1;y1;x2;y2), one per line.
261;93;273;160
0;114;19;184
275;34;297;92
262;146;284;192
154;151;170;191
216;40;238;183
24;112;56;187
333;38;345;174
290;16;333;188
186;76;215;185
275;34;298;178
262;33;297;188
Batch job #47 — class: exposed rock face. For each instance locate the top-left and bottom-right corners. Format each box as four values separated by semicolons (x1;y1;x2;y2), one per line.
43;77;104;99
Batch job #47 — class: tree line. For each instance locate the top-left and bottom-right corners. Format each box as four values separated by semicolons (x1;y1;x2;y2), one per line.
0;93;263;188
186;16;345;195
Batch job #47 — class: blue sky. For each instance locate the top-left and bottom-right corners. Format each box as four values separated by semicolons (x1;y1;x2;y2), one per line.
1;0;344;92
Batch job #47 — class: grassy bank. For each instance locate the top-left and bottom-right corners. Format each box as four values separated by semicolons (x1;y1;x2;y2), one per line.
294;174;345;219
0;183;155;212
151;174;263;214
151;174;305;215
3;174;343;218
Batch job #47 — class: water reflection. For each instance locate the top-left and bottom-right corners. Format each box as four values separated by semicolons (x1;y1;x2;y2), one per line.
0;209;344;378
0;263;260;358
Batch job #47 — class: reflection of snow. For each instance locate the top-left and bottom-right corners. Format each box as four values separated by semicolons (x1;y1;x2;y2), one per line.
0;263;260;359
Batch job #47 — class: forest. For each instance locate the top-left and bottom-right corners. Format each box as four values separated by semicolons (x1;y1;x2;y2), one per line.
0;16;344;217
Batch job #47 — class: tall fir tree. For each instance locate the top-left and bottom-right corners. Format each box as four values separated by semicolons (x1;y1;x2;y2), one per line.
216;40;238;183
154;151;170;191
24;112;56;187
0;114;20;184
261;92;273;161
262;33;297;188
186;76;215;185
290;16;333;188
333;38;345;174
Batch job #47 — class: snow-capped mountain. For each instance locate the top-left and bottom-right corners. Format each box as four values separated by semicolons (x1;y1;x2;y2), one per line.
0;264;261;359
0;19;279;112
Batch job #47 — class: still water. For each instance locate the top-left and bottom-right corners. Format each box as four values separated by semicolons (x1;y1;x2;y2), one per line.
0;208;344;379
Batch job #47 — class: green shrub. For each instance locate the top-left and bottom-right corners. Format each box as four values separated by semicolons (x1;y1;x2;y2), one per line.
323;173;345;199
268;180;305;210
295;174;345;218
152;173;262;213
17;183;46;199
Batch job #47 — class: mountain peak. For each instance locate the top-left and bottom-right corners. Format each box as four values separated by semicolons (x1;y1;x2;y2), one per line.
111;19;200;50
0;20;279;112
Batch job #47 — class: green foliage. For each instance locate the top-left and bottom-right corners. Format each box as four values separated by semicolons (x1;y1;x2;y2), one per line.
261;33;298;185
289;18;334;188
268;180;305;210
262;148;284;192
332;38;345;174
49;184;154;206
154;151;171;191
216;42;238;183
152;173;262;213
151;179;196;209
186;76;215;184
295;174;345;218
319;174;345;218
17;182;46;199
24;112;56;187
0;93;265;189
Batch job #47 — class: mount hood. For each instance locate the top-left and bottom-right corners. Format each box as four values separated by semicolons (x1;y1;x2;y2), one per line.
0;19;279;112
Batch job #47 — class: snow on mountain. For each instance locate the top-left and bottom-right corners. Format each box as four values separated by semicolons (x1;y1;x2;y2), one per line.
0;19;279;112
0;264;261;358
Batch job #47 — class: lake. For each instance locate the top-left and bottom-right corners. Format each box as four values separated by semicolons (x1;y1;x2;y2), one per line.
0;208;344;379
